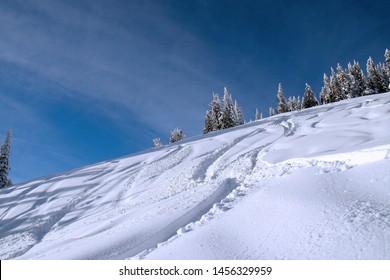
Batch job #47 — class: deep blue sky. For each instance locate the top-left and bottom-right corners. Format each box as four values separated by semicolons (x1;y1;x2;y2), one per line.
0;0;389;183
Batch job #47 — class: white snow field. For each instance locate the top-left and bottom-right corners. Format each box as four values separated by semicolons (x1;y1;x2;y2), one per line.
1;93;390;260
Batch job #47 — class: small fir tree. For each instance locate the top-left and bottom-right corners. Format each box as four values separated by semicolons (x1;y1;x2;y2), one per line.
302;83;319;109
211;93;223;131
329;68;343;102
366;57;387;94
220;87;236;129
377;62;389;92
204;110;213;134
234;100;245;126
348;61;366;98
203;93;222;134
288;96;300;112
320;73;331;104
336;63;350;99
255;108;263;120
169;128;185;143
385;49;390;89
276;83;288;113
0;130;12;188
269;106;276;117
297;96;302;110
152;138;162;148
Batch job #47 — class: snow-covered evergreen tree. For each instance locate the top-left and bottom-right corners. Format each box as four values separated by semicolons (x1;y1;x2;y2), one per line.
169;128;185;143
152;138;162;148
255;108;262;120
329;68;343;102
348;61;366;98
211;93;223;131
336;63;350;99
302;83;319;109
366;57;387;94
320;73;331;104
204;93;222;134
288;96;300;112
297;96;302;110
385;49;390;89
276;83;288;113
377;62;389;92
220;87;236;129
204;110;213;134
234;100;245;126
269;106;276;117
0;130;12;188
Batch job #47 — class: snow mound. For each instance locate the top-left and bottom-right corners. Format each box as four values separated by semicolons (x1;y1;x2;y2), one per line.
1;93;390;260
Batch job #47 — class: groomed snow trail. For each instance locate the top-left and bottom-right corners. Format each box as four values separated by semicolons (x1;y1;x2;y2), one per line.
1;93;390;259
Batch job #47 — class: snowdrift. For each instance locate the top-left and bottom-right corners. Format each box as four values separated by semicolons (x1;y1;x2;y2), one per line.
1;93;390;259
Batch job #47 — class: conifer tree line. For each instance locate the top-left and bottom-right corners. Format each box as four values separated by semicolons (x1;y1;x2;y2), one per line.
268;49;390;117
155;49;390;146
203;87;244;134
0;129;12;188
154;87;245;146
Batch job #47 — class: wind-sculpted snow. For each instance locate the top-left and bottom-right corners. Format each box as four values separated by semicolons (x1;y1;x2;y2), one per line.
1;93;390;259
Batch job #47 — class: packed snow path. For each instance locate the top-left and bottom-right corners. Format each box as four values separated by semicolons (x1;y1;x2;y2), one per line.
1;93;390;259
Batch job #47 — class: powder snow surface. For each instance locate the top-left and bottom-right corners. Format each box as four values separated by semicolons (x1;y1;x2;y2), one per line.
1;93;390;260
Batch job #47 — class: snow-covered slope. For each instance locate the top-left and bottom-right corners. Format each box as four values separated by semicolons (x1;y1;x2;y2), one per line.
1;93;390;260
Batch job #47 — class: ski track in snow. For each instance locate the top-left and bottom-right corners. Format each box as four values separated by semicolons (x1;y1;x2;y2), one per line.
132;144;390;260
1;93;390;259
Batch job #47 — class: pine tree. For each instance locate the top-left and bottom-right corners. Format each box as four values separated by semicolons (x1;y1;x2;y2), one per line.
0;130;12;188
288;96;300;111
297;96;302;110
276;83;288;113
385;49;390;90
169;128;185;143
269;106;276;117
348;61;366;98
220;87;236;129
255;108;262;120
377;62;389;92
234;100;245;126
302;83;319;109
365;57;376;94
211;93;223;131
366;57;387;94
204;110;213;134
336;63;350;99
320;73;331;104
329;68;343;102
287;96;293;111
203;93;222;134
152;138;162;148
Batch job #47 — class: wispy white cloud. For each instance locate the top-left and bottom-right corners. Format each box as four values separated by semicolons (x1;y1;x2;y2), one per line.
0;93;84;183
0;0;217;136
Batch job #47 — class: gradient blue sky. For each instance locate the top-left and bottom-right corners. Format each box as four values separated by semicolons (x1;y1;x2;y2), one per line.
0;0;389;183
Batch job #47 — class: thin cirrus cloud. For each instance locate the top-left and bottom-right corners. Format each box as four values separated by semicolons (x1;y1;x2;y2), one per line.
0;0;218;182
0;0;211;133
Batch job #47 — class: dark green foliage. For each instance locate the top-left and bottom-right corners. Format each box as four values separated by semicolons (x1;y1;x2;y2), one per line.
0;130;12;188
302;83;319;109
276;83;288;114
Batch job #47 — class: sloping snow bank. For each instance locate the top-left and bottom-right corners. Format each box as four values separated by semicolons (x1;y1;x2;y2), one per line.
0;93;389;259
